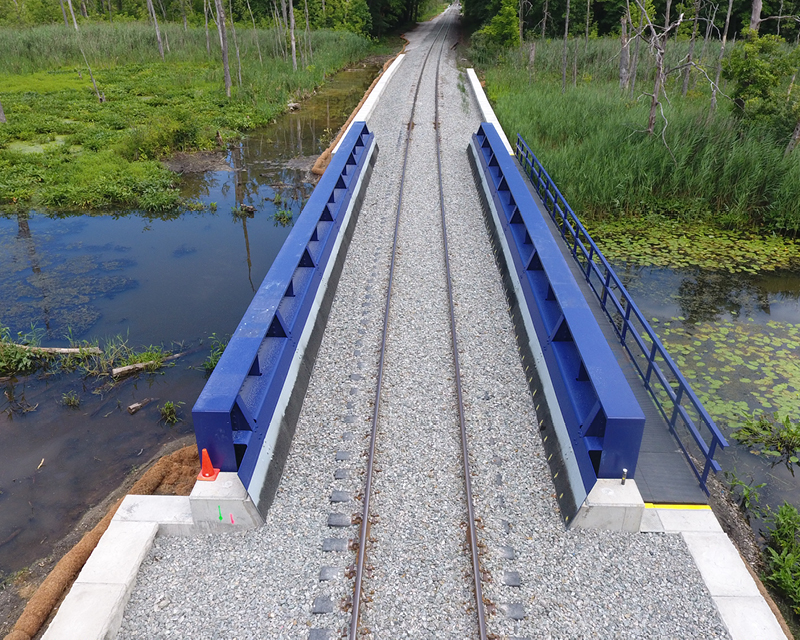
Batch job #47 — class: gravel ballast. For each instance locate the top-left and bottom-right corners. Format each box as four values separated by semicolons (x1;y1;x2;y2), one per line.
117;7;731;640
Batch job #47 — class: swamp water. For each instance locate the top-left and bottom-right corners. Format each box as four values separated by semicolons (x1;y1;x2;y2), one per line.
0;63;380;577
616;263;800;527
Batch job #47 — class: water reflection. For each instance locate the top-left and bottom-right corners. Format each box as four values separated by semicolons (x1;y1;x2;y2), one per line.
617;264;800;325
614;261;800;525
0;63;380;577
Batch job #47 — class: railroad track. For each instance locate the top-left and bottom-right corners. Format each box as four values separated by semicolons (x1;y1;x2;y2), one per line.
348;6;488;639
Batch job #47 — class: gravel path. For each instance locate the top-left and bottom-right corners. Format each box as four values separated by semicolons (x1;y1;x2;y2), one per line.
117;7;731;640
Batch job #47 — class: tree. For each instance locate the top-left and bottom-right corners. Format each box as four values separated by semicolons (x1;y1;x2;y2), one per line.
562;0;571;92
214;0;232;96
0;99;6;124
724;30;795;117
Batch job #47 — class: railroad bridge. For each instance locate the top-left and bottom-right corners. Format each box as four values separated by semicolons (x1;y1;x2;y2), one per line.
42;6;788;640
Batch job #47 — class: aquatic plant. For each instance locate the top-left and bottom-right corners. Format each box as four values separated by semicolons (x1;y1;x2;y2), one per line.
158;400;184;425
273;209;293;227
202;333;228;375
724;470;766;514
764;503;800;616
588;216;800;274
61;390;80;409
732;412;800;476
0;324;50;376
654;318;800;425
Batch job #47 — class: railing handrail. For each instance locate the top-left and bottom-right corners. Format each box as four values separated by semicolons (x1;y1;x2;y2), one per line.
515;134;727;491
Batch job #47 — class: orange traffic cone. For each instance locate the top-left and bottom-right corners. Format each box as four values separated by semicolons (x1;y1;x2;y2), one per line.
197;448;220;481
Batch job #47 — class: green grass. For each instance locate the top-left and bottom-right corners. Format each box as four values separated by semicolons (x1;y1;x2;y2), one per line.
479;38;800;234
0;23;374;211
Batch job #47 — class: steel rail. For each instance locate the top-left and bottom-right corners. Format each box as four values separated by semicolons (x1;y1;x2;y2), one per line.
348;13;451;640
432;21;489;640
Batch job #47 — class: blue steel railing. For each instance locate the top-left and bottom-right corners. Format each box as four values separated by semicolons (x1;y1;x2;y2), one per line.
192;122;375;488
472;123;645;494
515;134;727;493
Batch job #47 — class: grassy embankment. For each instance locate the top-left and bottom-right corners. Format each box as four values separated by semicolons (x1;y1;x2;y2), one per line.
477;38;800;236
0;23;375;211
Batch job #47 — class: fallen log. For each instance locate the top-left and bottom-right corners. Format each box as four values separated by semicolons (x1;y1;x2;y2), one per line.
7;344;102;355
127;398;156;415
112;351;188;378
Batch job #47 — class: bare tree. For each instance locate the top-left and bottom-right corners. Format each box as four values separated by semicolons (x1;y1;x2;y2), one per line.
59;0;70;27
750;0;763;31
620;14;630;90
629;10;644;97
541;0;549;37
711;0;734;110
145;0;165;60
214;0;232;96
303;0;312;63
630;0;684;136
562;0;571;92
204;0;211;54
66;0;79;30
786;120;800;155
245;0;263;65
229;0;243;86
682;0;701;95
289;0;297;71
585;0;592;49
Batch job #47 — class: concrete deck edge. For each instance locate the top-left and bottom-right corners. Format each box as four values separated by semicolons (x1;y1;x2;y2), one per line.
332;53;406;154
643;505;788;640
465;68;513;155
42;489;261;640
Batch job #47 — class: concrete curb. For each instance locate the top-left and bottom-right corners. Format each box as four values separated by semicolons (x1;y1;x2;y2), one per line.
642;505;788;640
465;68;514;155
332;53;406;155
40;476;266;640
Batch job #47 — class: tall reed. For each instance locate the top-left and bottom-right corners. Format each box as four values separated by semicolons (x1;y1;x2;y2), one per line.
485;64;800;234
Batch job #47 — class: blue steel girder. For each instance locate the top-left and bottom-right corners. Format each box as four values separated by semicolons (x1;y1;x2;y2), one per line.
192;122;375;486
473;123;646;492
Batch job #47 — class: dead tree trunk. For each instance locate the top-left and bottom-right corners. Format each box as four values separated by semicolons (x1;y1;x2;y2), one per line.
145;0;165;60
0;99;6;124
289;0;297;71
181;0;187;31
204;0;211;54
303;0;312;63
750;0;762;31
528;40;536;81
786;119;800;156
66;0;79;29
246;0;263;65
542;0;549;37
228;0;243;86
585;0;591;49
711;0;734;111
214;0;232;97
620;14;630;90
562;0;571;92
629;11;643;97
59;0;69;26
647;38;666;134
682;0;701;96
